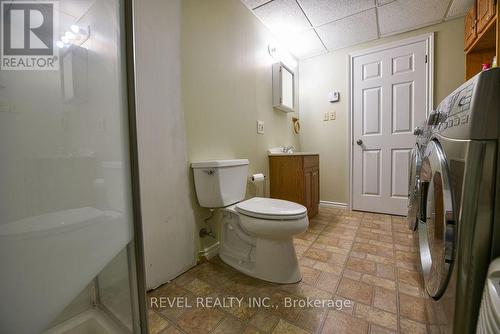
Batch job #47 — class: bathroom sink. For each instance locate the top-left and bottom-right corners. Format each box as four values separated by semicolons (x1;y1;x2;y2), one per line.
267;147;318;156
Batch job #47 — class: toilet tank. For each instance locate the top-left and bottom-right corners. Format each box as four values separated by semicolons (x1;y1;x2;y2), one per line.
191;159;249;208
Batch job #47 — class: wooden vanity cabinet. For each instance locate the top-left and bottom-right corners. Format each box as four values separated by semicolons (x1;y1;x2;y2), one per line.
269;155;319;218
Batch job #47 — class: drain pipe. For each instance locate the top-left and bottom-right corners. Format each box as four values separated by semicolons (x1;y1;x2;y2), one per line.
200;209;216;239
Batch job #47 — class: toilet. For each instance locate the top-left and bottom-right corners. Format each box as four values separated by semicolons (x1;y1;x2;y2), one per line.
191;159;308;284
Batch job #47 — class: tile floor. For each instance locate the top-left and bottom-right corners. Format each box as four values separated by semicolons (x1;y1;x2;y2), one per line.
147;207;429;334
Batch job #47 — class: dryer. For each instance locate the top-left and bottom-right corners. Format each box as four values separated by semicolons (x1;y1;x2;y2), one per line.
408;122;431;231
418;68;500;333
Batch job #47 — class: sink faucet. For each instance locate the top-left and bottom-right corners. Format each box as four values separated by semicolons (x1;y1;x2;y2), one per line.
283;145;295;153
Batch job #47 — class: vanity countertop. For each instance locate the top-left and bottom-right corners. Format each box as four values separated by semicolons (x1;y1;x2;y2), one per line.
268;152;319;156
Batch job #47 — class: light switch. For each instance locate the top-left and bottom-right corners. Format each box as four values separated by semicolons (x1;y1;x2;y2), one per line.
323;112;329;121
329;111;336;120
257;121;264;134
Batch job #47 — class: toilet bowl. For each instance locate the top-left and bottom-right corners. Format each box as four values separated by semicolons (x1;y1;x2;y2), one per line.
191;159;308;284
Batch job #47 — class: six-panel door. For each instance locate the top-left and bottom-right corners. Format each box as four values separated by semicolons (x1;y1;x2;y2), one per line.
352;39;428;215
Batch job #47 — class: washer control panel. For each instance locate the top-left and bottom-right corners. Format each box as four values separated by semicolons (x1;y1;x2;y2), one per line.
432;78;476;137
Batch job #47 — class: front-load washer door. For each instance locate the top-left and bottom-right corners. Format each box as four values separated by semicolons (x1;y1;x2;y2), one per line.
407;144;422;230
419;139;455;299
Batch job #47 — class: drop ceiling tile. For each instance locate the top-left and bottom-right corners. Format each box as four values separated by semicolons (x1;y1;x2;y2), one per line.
377;0;394;5
447;0;474;19
253;0;312;35
280;29;327;58
297;0;375;26
378;0;449;36
316;9;378;51
241;0;272;10
59;0;94;18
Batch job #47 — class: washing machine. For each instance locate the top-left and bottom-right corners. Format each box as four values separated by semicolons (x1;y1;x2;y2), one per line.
407;122;431;230
418;68;500;333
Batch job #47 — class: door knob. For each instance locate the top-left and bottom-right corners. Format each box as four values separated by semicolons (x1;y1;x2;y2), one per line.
356;139;363;145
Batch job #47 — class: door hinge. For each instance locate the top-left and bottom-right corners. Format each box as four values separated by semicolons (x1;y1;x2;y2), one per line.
425;55;428;63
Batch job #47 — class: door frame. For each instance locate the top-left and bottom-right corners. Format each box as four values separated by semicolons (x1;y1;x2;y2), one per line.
347;33;434;212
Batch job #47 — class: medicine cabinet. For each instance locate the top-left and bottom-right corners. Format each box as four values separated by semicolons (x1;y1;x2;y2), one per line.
272;62;295;113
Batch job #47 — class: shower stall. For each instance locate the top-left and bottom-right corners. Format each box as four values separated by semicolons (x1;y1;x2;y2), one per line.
0;0;147;333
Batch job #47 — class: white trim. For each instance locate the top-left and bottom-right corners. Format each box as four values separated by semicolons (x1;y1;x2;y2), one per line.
198;241;220;260
347;53;353;211
347;33;434;213
320;201;348;209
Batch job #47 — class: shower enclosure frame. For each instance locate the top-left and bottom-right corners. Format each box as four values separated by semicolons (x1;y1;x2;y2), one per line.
123;0;148;332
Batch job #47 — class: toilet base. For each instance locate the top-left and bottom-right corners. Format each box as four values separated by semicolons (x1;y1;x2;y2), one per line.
218;206;304;284
219;236;302;284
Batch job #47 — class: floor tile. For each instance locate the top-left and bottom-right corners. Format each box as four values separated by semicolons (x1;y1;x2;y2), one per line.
272;319;310;334
397;268;423;287
315;272;340;293
304;248;332;262
355;303;398;331
312;261;343;275
369;324;398;334
321;310;368;334
399;293;427;323
248;311;279;333
176;307;225;334
211;316;246;334
373;287;397;313
376;263;396;280
337;277;373;304
148;310;170;334
300;266;321;285
184;278;214;296
400;317;428;334
160;326;184;334
146;208;431;334
346;257;376;275
242;326;265;334
361;274;396;291
295;306;328;332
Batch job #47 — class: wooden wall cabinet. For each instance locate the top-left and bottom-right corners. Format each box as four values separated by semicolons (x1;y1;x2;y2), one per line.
465;3;477;50
477;0;496;33
464;0;499;80
269;154;319;218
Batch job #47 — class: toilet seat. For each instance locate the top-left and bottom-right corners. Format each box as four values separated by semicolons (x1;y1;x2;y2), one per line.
235;197;307;220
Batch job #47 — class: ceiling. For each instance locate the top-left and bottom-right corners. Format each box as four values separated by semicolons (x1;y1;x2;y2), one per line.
241;0;472;59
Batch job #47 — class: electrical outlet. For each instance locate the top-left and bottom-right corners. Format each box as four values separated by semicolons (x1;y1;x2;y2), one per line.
257;121;264;134
329;111;336;120
323;112;329;121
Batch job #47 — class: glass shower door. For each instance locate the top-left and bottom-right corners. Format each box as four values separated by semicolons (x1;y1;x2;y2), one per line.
0;0;145;333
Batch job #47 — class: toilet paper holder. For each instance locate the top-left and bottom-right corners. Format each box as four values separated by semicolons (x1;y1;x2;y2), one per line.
249;173;266;197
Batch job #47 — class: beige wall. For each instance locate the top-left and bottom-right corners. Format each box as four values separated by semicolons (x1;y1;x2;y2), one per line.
182;0;301;250
299;18;465;205
135;0;197;289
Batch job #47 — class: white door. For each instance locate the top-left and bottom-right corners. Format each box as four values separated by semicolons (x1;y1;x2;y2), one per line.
351;37;430;215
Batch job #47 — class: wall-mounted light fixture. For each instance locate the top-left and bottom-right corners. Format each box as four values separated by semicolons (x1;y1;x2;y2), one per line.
56;25;90;49
268;43;297;68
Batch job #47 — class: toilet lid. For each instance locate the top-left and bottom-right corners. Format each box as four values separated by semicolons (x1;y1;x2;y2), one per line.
235;197;307;220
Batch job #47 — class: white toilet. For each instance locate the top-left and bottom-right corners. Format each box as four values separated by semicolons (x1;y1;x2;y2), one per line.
191;159;308;284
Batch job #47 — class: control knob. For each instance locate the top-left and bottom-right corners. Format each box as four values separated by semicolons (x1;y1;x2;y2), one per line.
427;110;445;126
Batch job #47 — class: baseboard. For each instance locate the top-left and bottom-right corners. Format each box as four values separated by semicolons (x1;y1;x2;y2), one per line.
198;241;220;261
319;201;348;209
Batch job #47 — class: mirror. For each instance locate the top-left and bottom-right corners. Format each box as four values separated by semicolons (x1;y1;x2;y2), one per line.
272;62;295;112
